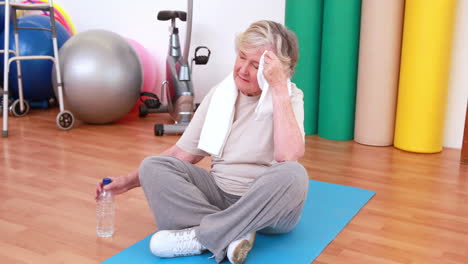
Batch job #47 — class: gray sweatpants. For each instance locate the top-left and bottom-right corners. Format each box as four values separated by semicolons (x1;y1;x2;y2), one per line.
139;156;309;263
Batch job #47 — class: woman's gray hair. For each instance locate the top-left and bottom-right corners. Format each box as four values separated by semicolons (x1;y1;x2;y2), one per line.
235;20;299;77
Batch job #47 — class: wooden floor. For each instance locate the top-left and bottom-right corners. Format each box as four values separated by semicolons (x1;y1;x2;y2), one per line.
1;108;467;264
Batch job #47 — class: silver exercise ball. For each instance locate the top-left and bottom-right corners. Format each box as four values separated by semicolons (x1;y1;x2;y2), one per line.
53;30;142;124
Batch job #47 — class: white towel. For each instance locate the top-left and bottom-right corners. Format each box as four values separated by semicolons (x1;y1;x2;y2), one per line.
198;73;238;157
198;51;291;157
255;51;292;120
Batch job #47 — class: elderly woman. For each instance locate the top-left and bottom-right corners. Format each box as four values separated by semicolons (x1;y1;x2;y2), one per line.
95;20;308;264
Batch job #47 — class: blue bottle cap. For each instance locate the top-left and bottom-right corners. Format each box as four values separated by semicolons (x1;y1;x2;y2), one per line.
102;178;112;185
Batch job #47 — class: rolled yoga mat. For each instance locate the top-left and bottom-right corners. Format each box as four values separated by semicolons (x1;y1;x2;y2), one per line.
285;0;324;135
444;0;468;149
394;0;457;153
354;0;405;146
318;0;362;141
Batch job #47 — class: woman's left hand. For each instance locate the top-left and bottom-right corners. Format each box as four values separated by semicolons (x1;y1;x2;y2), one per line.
262;51;288;96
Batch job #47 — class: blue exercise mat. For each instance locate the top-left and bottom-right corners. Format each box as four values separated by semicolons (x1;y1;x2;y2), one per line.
102;180;375;264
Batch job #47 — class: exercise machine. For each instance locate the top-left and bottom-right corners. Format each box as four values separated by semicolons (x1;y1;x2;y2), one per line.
139;0;210;136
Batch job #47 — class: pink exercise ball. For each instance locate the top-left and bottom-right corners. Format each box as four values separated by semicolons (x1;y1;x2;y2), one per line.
127;39;157;94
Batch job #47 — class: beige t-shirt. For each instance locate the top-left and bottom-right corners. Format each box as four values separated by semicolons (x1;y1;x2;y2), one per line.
176;83;305;196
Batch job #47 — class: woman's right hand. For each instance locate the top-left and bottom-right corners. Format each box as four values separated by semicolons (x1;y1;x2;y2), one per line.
95;171;140;200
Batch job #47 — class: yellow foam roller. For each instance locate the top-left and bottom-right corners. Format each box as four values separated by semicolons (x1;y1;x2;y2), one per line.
394;0;457;153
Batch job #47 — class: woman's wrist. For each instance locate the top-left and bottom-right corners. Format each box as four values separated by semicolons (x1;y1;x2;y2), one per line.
127;170;141;188
271;88;290;101
270;80;289;96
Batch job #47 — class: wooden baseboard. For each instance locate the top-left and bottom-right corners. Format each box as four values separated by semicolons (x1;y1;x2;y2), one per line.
461;102;468;164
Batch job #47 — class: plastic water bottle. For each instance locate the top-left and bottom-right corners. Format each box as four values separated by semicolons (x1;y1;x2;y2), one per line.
97;178;115;237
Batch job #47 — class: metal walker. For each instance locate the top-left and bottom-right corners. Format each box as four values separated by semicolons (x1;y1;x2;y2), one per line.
1;0;74;137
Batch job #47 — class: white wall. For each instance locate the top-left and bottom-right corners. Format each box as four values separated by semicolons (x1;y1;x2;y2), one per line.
444;0;468;149
55;0;466;148
56;0;285;103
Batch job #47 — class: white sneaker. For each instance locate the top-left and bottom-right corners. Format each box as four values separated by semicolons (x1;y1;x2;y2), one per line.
227;232;256;264
149;227;207;258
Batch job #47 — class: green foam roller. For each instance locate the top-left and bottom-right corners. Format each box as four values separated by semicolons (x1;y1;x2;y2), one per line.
285;0;324;135
318;0;362;140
